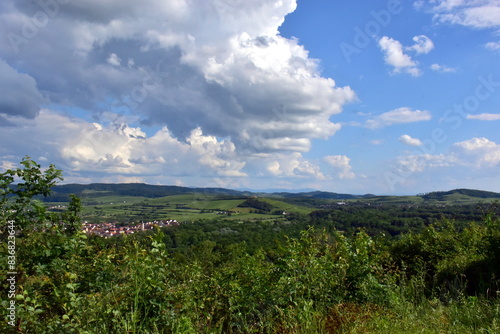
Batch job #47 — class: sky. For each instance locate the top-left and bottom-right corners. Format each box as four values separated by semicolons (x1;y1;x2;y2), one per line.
0;0;499;195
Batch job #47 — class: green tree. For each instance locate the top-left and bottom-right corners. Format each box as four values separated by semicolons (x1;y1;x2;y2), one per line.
1;157;86;333
1;156;63;230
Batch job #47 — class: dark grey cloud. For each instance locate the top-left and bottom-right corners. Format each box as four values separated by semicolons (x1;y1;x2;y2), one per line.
0;59;43;119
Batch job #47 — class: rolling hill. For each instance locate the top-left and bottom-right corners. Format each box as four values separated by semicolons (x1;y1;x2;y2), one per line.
421;188;500;200
38;183;500;223
42;183;500;203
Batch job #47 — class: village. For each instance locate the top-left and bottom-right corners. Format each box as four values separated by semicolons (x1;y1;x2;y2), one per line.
82;219;179;238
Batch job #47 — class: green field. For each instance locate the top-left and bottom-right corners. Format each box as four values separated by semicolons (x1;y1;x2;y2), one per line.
56;191;497;223
43;185;500;223
62;193;316;222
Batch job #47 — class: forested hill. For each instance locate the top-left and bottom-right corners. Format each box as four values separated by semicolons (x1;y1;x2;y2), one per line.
40;183;500;203
41;183;250;201
40;183;371;202
421;188;500;200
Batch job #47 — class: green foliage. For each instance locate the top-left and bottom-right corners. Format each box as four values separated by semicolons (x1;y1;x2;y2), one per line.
391;212;500;301
1;156;63;229
1;157;500;333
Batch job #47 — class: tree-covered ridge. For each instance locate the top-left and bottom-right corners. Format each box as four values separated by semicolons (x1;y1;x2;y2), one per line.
1;158;500;333
422;188;500;199
37;183;251;202
39;182;500;203
237;198;274;213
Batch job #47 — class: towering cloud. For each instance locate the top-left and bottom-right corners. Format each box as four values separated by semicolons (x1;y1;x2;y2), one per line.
0;0;355;184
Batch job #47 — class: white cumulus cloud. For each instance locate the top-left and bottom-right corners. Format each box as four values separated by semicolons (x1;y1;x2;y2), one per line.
324;155;355;179
407;35;435;54
467;113;500;121
107;53;122;66
365;107;432;129
393;153;454;174
391;137;500;177
485;41;500;51
399;134;423;146
378;36;421;76
416;1;500;52
452;137;500;168
430;63;457;73
423;0;500;29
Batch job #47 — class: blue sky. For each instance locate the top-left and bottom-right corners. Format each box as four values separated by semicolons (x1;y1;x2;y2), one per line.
0;0;499;194
278;0;500;193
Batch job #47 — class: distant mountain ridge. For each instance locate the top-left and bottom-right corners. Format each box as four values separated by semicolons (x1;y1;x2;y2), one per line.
41;183;500;202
